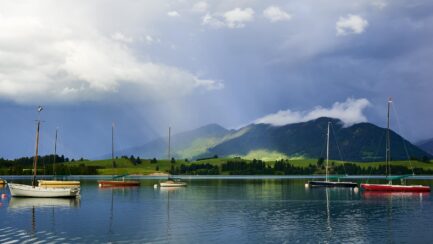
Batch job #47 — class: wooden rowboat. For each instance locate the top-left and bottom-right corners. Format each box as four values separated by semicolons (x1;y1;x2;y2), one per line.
38;180;80;188
98;180;140;187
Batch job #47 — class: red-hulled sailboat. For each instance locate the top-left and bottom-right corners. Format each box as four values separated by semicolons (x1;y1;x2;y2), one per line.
98;123;140;188
360;98;430;193
361;183;430;192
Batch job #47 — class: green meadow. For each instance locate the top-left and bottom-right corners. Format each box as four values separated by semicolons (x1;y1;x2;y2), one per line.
62;157;433;175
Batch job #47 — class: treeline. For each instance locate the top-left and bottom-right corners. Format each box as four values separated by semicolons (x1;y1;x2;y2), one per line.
333;163;433;175
169;163;219;175
168;159;316;175
221;159;273;175
0;155;100;175
221;159;317;175
168;159;433;175
0;163;102;175
0;155;72;167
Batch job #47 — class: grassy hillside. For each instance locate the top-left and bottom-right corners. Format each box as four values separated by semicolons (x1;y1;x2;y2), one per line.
60;157;433;175
101;118;431;163
229;149;289;161
113;124;230;159
205;118;432;162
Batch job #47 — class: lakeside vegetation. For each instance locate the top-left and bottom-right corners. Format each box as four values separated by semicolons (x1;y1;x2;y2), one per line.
1;154;433;175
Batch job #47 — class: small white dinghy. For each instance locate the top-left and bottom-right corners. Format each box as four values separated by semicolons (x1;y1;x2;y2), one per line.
158;128;187;188
159;179;187;187
8;183;80;198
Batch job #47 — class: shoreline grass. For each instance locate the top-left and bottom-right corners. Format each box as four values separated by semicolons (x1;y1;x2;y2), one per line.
57;157;433;175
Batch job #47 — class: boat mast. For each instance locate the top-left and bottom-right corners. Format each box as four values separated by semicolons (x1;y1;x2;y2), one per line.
326;122;330;182
53;128;57;175
168;127;171;161
112;123;115;168
32;106;43;187
386;98;392;183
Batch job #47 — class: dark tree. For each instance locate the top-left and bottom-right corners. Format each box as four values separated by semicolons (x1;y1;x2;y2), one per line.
317;157;324;168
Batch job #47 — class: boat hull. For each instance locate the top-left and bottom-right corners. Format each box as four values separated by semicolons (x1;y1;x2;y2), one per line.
308;181;358;188
98;180;140;187
8;183;80;198
361;183;431;192
160;182;187;187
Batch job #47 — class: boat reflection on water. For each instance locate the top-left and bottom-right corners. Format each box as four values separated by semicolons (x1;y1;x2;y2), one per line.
8;197;80;210
98;185;140;191
157;185;185;241
325;188;332;232
159;186;185;193
362;191;429;200
7;197;80;236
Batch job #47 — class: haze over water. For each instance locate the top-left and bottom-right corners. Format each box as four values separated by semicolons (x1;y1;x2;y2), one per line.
1;178;432;243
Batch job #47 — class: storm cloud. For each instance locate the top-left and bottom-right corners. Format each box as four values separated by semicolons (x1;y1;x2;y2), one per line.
1;0;432;158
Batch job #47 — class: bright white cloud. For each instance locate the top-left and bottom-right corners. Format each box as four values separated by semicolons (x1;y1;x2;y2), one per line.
336;14;368;35
192;1;208;13
223;8;255;28
203;8;255;29
111;32;133;43
202;13;226;28
0;7;221;104
263;6;291;23
167;11;180;17
255;98;371;127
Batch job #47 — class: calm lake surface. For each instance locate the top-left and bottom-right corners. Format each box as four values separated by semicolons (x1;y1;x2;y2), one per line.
1;177;433;243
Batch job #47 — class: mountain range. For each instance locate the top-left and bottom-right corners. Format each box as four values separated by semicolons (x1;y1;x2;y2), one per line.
113;117;432;162
417;138;433;156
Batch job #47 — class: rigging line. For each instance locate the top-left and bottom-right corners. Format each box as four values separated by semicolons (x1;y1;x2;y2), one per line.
387;100;391;178
391;103;415;175
367;130;386;183
330;124;347;176
318;129;327;162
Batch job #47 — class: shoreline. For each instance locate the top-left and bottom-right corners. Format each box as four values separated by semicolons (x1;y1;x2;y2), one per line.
2;175;433;180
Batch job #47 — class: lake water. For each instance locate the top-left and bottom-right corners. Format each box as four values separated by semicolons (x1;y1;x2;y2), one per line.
1;177;433;243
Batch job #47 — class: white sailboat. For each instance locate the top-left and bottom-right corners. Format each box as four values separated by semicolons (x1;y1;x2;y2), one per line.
8;183;80;198
8;106;80;198
159;127;187;187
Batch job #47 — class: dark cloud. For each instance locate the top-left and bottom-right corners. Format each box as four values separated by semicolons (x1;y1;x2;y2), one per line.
1;0;433;158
